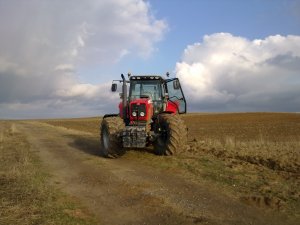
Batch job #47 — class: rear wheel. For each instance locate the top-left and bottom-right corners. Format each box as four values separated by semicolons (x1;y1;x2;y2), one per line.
154;114;188;155
100;116;125;158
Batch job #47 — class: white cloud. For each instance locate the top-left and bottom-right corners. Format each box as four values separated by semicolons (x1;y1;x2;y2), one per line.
176;33;300;112
54;64;75;73
0;0;167;118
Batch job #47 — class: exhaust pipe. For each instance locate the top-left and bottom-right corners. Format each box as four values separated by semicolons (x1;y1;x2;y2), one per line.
121;74;127;124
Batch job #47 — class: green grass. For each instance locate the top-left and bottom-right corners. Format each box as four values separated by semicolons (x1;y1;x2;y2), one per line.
0;123;97;225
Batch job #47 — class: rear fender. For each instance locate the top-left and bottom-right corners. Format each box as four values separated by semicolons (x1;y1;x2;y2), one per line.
103;114;119;119
165;101;178;114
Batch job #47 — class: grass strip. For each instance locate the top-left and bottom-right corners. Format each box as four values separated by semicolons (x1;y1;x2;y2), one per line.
0;123;97;225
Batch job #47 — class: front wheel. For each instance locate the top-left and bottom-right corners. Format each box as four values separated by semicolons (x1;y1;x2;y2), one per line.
100;117;125;158
154;114;188;156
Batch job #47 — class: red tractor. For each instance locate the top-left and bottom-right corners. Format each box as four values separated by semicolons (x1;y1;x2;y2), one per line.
100;73;188;158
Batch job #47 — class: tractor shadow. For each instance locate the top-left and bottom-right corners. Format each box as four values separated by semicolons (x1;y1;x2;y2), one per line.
67;134;102;157
129;146;155;155
67;134;157;157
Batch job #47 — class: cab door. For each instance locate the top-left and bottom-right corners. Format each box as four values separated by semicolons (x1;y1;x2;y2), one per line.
166;78;187;113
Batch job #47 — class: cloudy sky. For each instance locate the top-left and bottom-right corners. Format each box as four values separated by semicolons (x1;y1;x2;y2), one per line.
0;0;299;119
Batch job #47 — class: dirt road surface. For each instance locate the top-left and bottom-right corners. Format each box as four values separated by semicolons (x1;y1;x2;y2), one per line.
15;121;295;225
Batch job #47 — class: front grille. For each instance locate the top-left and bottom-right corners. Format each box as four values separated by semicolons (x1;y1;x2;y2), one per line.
131;103;146;117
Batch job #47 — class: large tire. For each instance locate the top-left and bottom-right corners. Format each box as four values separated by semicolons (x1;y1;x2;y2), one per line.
154;114;188;156
100;117;125;158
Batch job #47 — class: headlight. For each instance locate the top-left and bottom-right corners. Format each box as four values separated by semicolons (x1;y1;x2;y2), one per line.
140;112;145;117
132;111;137;117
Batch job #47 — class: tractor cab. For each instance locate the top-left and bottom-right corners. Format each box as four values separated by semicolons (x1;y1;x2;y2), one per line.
112;75;186;120
129;76;186;115
129;76;164;116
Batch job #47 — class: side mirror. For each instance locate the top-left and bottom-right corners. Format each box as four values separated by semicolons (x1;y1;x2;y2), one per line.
173;80;180;90
111;83;117;92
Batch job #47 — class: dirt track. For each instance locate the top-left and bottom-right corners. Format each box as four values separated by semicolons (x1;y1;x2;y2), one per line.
13;120;296;225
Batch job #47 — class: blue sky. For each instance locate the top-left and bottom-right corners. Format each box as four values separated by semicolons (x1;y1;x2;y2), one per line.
149;0;300;68
0;0;299;118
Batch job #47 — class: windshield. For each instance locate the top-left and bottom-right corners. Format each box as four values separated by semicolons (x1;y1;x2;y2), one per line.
129;80;163;101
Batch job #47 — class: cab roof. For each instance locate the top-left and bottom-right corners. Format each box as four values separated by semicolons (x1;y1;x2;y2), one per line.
130;75;164;81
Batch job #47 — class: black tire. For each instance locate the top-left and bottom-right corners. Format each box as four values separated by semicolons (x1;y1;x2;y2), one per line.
100;117;125;158
154;114;188;155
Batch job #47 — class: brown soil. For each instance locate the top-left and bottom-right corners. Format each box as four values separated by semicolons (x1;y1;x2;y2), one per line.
11;114;298;225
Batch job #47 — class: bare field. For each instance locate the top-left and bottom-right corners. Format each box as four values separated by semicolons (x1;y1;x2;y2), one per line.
42;112;300;219
39;117;100;134
185;113;300;174
184;113;300;214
